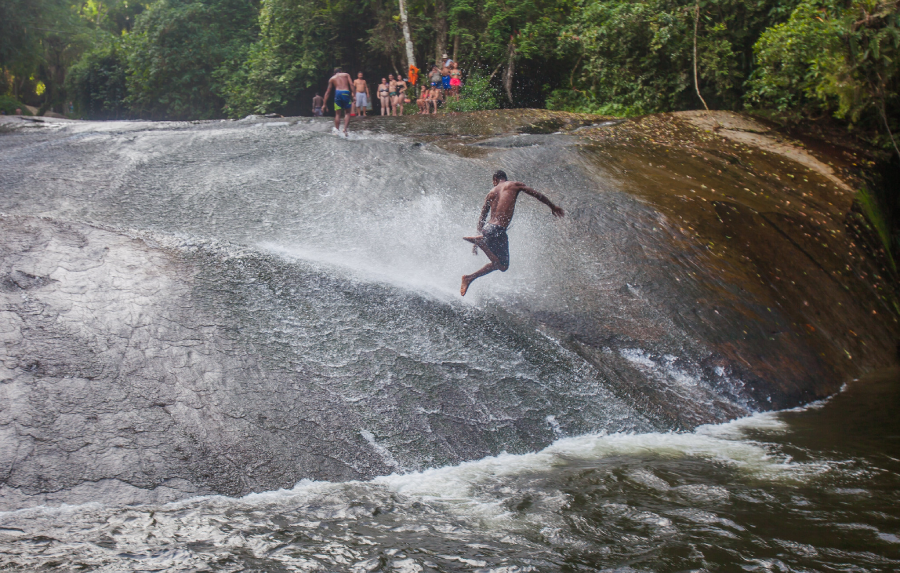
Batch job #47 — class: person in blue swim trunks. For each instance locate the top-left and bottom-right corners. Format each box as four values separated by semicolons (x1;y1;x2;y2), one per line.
441;55;452;92
321;67;354;136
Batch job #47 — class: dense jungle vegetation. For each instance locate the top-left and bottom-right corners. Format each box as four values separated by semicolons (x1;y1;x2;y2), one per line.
0;0;895;133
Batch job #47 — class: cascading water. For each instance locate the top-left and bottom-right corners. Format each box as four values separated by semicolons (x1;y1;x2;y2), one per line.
0;111;897;571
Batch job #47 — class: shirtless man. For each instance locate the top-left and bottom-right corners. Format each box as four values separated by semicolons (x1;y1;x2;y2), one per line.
322;67;354;135
460;170;564;296
352;72;370;117
441;56;452;93
429;86;443;114
312;93;324;116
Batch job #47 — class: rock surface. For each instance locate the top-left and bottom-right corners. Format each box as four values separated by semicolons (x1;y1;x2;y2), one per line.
0;110;896;511
0;216;393;509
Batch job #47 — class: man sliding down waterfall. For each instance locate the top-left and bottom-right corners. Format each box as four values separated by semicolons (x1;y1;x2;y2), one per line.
322;67;354;136
461;171;565;296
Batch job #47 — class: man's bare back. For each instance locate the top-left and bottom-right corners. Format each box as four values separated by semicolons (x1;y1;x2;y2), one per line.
322;68;354;134
460;171;564;296
329;72;353;92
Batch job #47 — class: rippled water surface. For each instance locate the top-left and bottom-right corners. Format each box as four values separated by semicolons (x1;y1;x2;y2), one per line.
1;369;898;571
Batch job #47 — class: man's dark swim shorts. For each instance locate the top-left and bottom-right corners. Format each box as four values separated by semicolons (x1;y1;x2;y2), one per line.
482;223;509;269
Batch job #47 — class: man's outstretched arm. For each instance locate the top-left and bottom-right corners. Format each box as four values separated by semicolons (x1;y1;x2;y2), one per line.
521;186;564;217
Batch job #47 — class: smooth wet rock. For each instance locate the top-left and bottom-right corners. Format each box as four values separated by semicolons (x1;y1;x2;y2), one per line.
0;216;391;509
0;110;896;511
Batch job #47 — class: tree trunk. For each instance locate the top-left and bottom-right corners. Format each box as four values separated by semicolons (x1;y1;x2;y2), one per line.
398;0;416;70
452;33;460;62
391;55;400;77
502;42;516;104
435;0;448;66
693;0;710;114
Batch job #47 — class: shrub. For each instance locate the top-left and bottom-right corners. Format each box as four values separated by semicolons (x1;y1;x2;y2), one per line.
746;0;900;157
444;73;500;112
124;0;258;120
0;95;33;115
545;89;645;117
66;37;128;119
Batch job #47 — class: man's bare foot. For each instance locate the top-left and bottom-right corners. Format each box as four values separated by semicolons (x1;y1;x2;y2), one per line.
460;275;472;296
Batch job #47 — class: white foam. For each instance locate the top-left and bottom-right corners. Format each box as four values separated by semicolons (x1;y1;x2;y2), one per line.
260;241;465;304
620;348;698;389
361;429;404;472
374;409;825;505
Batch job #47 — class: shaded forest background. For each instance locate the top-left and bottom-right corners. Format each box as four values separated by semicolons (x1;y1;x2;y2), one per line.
0;0;896;139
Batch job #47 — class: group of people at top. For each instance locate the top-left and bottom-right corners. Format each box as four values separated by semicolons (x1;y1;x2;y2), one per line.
314;56;463;125
418;56;462;114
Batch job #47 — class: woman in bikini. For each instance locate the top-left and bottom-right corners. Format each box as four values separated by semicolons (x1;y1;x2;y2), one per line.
449;62;462;99
378;78;390;116
394;76;407;116
387;74;398;116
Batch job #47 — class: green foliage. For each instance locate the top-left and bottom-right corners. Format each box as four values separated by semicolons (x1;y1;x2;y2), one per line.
545;89;645;116
0;95;33;115
746;1;849;113
124;0;258;119
221;0;340;117
1;0;93;112
78;0;148;35
747;0;899;155
857;184;896;270
0;0;36;72
476;0;575;62
444;72;500;111
65;36;129;119
552;0;799;114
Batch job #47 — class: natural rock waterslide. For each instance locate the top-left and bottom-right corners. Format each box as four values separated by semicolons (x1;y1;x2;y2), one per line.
0;110;896;512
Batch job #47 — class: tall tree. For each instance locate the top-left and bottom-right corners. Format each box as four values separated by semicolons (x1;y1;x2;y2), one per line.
125;0;258;119
434;0;449;65
399;0;418;70
0;0;88;105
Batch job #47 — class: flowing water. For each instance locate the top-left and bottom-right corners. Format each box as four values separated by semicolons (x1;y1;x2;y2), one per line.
0;369;898;571
0;112;897;571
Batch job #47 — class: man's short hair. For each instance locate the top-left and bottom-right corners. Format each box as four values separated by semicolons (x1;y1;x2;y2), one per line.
334;67;342;74
493;170;508;181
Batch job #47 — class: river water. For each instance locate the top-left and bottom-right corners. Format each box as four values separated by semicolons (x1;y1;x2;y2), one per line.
0;113;897;571
0;368;898;571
